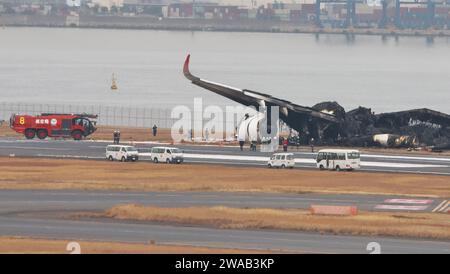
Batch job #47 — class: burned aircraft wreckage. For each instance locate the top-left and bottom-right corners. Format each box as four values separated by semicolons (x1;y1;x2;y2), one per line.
183;55;450;150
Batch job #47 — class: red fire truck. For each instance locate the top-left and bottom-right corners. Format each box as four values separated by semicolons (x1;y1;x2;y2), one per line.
10;113;97;140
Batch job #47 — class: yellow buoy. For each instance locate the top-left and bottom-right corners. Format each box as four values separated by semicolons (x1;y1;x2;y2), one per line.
111;73;118;90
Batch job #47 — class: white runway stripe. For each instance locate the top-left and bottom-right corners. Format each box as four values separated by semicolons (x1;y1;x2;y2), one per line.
374;205;429;211
361;154;450;162
361;161;447;168
231;151;450;162
384;199;433;204
432;200;448;212
0;145;72;151
138;153;449;169
438;201;450;212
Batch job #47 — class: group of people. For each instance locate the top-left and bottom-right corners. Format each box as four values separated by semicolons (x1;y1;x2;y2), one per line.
113;130;121;144
239;137;291;152
111;125;316;153
238;133;315;152
112;124;158;144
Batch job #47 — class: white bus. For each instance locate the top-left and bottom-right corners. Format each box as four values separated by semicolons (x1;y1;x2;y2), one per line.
316;149;360;171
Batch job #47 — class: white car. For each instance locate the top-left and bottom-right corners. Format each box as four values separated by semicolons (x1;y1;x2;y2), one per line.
268;153;295;169
106;145;139;162
151;147;184;164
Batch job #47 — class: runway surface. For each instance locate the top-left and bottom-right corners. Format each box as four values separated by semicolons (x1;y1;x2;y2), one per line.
1;137;449;253
0;190;449;254
1;137;450;175
2;216;450;254
0;190;447;214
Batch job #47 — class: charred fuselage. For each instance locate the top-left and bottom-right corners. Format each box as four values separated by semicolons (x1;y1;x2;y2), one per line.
311;102;450;148
183;55;450;149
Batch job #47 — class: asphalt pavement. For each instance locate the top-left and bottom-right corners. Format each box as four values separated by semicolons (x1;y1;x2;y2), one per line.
1;216;449;254
0;190;446;214
0;190;449;253
1;137;450;175
1;137;450;253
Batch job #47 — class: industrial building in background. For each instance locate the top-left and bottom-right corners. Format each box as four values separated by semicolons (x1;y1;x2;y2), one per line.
0;0;449;29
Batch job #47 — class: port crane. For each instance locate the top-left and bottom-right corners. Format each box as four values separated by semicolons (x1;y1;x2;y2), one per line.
315;0;450;29
315;0;364;27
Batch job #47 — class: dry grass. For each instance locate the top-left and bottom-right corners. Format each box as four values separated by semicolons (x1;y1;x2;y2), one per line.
1;123;238;146
0;157;449;197
97;204;450;240
89;126;173;142
0;123;173;142
0;123;22;138
0;237;268;254
92;126;238;145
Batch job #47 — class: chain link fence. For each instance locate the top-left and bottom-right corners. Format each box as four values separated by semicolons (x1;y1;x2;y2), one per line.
0;102;238;130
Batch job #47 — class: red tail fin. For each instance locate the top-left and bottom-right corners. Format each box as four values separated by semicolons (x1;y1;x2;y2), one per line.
183;54;191;77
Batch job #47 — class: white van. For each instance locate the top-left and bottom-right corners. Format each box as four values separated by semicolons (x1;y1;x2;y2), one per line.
106;145;139;162
316;149;360;171
150;147;184;164
268;153;295;169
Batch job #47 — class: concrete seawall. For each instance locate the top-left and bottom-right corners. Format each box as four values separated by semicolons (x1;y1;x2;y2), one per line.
1;14;450;38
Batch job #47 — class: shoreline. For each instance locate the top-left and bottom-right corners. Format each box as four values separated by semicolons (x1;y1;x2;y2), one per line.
1;15;450;38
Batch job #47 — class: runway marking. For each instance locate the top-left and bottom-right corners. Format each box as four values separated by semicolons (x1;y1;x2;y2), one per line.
438;201;450;213
384;199;433;205
36;154;104;159
361;161;447;168
0;146;72;151
359;168;450;176
154;194;183;197
18;154;450;175
374;205;429;211
361;154;450;163
139;153;449;169
432;200;448;212
2;150;449;175
187;159;267;166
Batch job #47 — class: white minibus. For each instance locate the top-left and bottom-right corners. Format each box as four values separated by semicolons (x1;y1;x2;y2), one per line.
316;149;360;171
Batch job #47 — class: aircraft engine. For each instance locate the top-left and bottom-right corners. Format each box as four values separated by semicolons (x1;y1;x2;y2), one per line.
237;113;266;142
